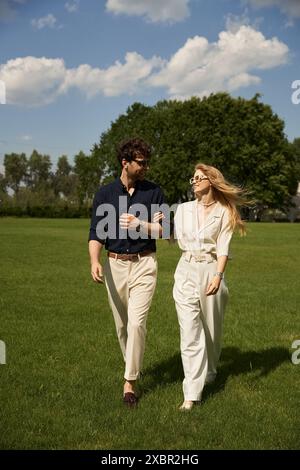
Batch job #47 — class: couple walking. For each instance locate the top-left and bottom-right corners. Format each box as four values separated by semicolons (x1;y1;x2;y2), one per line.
88;138;247;410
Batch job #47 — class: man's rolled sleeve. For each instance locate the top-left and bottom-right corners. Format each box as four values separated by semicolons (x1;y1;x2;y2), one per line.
88;191;106;244
216;209;233;258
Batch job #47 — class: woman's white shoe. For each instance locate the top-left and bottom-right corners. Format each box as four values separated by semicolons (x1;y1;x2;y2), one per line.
179;400;200;411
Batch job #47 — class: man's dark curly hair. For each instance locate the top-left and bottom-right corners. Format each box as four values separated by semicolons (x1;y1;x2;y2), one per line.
117;138;151;166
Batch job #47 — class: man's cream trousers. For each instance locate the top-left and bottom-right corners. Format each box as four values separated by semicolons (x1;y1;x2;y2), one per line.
173;254;229;401
103;254;157;381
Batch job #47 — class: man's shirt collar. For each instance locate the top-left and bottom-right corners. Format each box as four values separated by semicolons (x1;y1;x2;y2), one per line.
115;177;142;193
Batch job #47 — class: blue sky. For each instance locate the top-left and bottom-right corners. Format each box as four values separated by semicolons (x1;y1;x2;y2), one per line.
0;0;300;171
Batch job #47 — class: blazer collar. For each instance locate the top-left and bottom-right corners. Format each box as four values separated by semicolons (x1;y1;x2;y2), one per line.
191;200;223;234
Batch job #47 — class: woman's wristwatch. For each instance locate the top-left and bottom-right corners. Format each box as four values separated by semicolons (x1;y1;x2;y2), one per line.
214;272;224;279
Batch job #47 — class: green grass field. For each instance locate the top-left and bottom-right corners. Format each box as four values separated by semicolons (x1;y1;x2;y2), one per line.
0;218;299;450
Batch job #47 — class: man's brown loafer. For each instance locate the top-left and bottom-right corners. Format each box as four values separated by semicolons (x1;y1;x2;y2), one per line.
123;392;138;407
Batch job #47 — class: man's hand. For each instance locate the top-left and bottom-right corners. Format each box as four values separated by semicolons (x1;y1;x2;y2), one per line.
119;212;164;235
91;261;104;283
119;213;140;229
206;276;221;296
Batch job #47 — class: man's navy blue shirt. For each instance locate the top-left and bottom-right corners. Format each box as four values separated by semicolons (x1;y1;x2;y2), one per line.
88;177;165;254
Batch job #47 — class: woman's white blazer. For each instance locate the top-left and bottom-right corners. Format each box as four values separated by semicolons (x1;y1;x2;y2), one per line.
174;200;233;259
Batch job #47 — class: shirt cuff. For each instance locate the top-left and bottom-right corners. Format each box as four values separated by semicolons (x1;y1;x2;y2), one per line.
88;231;105;244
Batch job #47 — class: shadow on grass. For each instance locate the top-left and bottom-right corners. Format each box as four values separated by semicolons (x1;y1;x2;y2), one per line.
141;352;183;395
203;346;291;402
141;346;291;398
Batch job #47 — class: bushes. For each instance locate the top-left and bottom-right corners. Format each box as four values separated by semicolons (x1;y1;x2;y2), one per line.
0;201;92;218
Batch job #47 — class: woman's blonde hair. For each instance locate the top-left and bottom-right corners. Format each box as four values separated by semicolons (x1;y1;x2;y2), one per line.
194;163;252;235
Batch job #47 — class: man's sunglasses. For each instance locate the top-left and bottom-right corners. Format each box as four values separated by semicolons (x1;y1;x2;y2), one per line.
132;159;149;168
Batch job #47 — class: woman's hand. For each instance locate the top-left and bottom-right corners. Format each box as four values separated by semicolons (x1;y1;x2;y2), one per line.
152;211;165;223
206;275;221;296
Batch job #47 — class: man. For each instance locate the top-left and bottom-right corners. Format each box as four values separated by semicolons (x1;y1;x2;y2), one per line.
88;138;165;407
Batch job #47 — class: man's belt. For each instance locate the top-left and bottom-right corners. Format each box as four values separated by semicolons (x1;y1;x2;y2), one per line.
107;250;154;261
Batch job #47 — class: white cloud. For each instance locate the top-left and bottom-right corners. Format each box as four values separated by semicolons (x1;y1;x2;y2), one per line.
148;25;289;100
225;11;264;32
0;57;67;106
31;14;58;30
247;0;300;18
106;0;190;23
20;135;32;141
225;12;251;32
63;52;164;97
0;54;163;106
227;73;261;91
0;26;289;106
284;18;295;28
65;1;79;13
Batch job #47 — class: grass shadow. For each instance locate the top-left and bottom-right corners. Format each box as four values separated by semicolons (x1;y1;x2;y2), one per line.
141;352;183;396
202;346;291;402
141;346;291;399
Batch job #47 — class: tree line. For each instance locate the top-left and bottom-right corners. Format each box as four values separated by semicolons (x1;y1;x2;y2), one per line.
1;92;300;219
0;149;99;217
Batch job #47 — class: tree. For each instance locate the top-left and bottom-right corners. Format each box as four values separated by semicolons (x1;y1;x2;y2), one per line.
52;155;76;198
57;155;72;177
4;153;27;194
91;102;152;185
26;149;52;192
93;94;298;210
290;138;300;182
0;173;7;194
74;151;101;205
0;172;8;208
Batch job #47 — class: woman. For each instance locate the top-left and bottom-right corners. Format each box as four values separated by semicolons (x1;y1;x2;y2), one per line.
173;163;248;411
